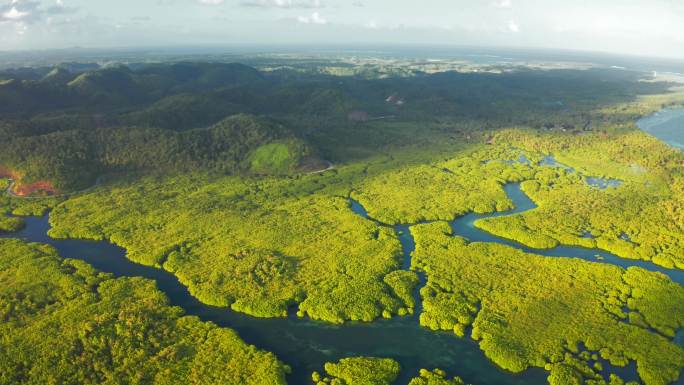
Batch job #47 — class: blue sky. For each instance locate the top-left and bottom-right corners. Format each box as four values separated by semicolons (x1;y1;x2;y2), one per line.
1;0;683;58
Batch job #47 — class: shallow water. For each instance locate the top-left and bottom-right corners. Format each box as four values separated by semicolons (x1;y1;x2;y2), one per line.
585;176;622;189
537;156;622;189
538;155;573;170
2;181;682;384
638;107;684;151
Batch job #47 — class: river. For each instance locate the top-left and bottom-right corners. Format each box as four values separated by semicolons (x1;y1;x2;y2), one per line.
2;181;683;385
0;208;547;385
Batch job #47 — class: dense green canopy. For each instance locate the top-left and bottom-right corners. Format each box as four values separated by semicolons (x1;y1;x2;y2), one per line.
2;60;684;385
0;238;289;385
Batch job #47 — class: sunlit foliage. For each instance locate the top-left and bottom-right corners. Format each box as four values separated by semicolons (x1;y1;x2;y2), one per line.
0;238;288;385
311;359;471;385
3;60;684;385
48;171;417;323
0;177;61;232
311;357;400;385
408;369;467;385
476;129;684;269
352;146;536;224
0;114;313;191
411;222;684;385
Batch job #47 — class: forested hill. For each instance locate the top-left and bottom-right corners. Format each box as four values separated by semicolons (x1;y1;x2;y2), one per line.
0;114;317;192
0;63;319;192
0;61;673;193
0;62;265;115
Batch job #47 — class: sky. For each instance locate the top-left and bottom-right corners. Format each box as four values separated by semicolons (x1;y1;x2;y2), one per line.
1;0;684;59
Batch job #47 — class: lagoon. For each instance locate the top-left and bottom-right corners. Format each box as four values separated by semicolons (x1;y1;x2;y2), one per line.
638;107;684;151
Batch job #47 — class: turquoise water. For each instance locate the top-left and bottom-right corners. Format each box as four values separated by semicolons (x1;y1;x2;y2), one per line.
2;181;683;384
638;107;684;151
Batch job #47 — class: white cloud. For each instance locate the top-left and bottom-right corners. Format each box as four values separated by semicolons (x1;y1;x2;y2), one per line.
1;0;684;60
15;20;27;33
297;11;326;24
2;6;28;20
0;0;76;25
507;19;519;32
493;0;512;9
242;0;322;8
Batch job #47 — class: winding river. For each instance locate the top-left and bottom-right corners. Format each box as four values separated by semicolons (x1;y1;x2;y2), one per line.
2;181;683;385
450;184;684;285
0;204;547;385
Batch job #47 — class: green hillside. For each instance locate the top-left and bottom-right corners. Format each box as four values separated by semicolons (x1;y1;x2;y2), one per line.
0;114;314;190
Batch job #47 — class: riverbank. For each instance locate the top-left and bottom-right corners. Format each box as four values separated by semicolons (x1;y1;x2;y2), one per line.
3;179;682;385
637;107;684;151
0;213;548;385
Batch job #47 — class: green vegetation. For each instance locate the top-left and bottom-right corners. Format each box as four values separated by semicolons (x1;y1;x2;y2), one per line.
43;130;684;383
0;114;314;190
0;177;61;233
0;215;23;233
352;146;535;224
0;238;288;385
2;59;684;385
0;193;61;219
0;62;319;191
411;221;684;385
311;357;400;385
0;62;670;191
383;269;421;315
47;171;418;323
249;140;311;175
0;179;21;232
311;358;470;385
475;129;684;269
31;126;684;383
121;93;245;131
408;369;468;385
